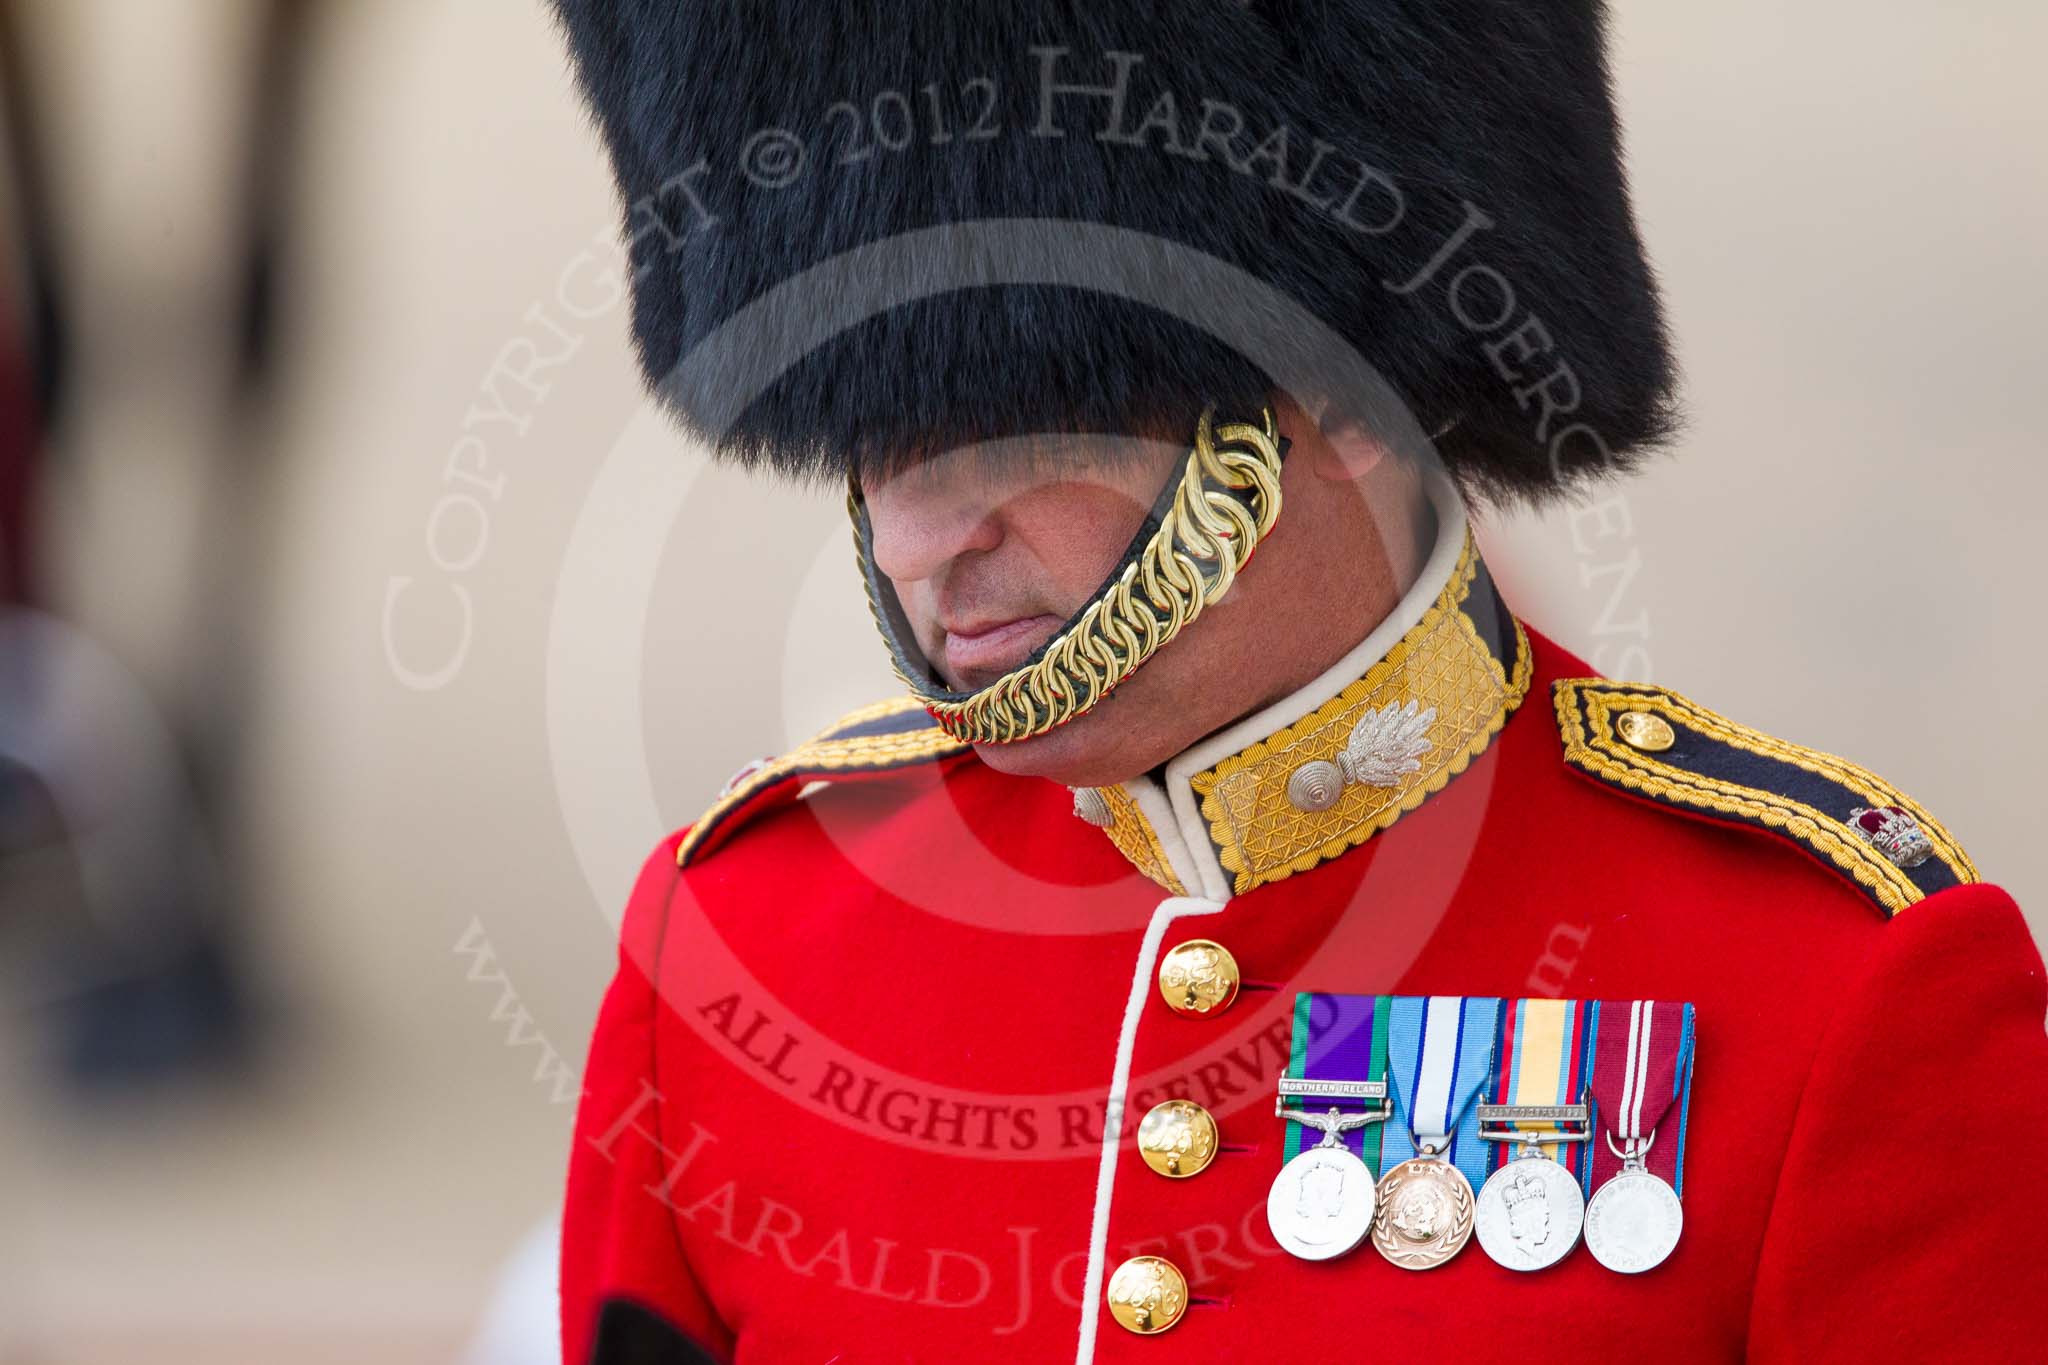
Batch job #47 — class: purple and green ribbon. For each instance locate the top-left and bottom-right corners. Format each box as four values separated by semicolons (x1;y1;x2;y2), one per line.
1282;992;1390;1169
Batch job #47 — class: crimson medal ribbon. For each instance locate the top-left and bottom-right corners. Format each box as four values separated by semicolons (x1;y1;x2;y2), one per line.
1585;999;1696;1193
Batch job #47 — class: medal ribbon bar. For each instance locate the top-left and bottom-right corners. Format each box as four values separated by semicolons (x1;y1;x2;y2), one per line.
1283;993;1392;1169
1282;994;1698;1195
1586;999;1697;1193
1383;995;1504;1191
1483;996;1595;1178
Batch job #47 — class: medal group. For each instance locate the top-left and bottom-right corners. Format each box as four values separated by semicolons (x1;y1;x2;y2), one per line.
1266;995;1695;1275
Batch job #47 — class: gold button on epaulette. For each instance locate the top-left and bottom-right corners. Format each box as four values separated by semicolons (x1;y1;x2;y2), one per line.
1106;1255;1188;1334
1615;709;1676;753
1137;1100;1219;1178
1157;939;1240;1017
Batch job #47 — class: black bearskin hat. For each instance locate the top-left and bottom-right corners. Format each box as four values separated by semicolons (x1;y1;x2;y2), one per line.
546;1;1680;504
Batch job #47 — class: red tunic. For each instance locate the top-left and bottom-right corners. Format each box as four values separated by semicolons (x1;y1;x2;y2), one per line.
559;534;2048;1362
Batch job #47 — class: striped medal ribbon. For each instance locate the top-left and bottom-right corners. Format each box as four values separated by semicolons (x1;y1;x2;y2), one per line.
1583;999;1696;1273
1473;998;1594;1270
1267;993;1393;1261
1374;995;1503;1270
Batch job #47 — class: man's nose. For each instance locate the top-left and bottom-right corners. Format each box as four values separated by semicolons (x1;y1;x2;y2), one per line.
864;478;1006;585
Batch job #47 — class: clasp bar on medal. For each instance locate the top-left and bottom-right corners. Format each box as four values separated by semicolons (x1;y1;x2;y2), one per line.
1477;1100;1592;1151
1273;1075;1391;1144
1275;1076;1388;1104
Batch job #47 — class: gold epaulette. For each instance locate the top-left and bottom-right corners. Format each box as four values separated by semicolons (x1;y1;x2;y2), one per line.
1554;679;1978;917
674;696;969;868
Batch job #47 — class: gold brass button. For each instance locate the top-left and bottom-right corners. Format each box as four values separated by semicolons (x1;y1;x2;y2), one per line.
1106;1255;1188;1335
1615;709;1676;753
1137;1100;1219;1178
1157;939;1240;1017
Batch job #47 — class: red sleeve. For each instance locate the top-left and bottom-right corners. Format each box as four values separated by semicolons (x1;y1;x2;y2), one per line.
1748;882;2048;1359
559;831;733;1365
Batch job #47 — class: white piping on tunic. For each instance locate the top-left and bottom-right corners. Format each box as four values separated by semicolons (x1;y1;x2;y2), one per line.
1121;774;1210;897
1072;894;1227;1365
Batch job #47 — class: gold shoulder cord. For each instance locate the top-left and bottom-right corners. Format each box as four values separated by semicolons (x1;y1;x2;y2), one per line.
849;403;1286;746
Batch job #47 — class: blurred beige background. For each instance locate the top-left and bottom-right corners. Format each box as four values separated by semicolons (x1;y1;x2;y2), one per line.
1;1;2041;1361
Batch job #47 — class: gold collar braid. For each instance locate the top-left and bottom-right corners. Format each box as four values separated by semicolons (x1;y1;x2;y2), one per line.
849;403;1287;746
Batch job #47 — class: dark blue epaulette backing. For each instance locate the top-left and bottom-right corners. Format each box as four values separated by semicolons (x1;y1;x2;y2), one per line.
1554;679;1977;917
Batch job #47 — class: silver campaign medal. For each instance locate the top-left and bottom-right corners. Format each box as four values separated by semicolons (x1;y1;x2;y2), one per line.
1267;1078;1389;1262
1583;1130;1683;1273
1476;1155;1586;1270
1473;1102;1591;1272
1268;1140;1377;1262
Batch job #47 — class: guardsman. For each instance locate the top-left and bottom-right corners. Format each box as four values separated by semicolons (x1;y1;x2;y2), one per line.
546;3;2048;1361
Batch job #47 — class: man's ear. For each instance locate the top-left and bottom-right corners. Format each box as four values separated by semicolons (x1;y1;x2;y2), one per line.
1307;417;1391;484
1274;391;1389;484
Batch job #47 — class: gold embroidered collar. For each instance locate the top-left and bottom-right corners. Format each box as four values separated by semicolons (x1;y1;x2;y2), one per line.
1075;475;1530;899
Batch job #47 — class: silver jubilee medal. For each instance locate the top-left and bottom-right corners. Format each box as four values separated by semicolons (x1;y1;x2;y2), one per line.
1266;1077;1389;1262
1582;999;1693;1274
1474;1103;1590;1271
1583;1130;1683;1273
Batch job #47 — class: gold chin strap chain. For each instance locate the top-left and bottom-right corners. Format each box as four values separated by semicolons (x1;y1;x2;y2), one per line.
851;402;1286;746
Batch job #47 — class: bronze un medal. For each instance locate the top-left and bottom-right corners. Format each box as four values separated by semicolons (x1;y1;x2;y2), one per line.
1370;1150;1475;1270
1584;1167;1683;1273
1474;1152;1586;1271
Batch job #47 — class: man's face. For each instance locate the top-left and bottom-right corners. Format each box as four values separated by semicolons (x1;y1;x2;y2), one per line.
854;397;1426;790
861;437;1182;693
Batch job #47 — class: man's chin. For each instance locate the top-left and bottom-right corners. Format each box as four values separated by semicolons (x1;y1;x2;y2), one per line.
966;706;1156;790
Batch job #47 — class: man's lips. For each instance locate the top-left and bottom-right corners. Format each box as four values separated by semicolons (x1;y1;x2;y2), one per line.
941;613;1064;683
